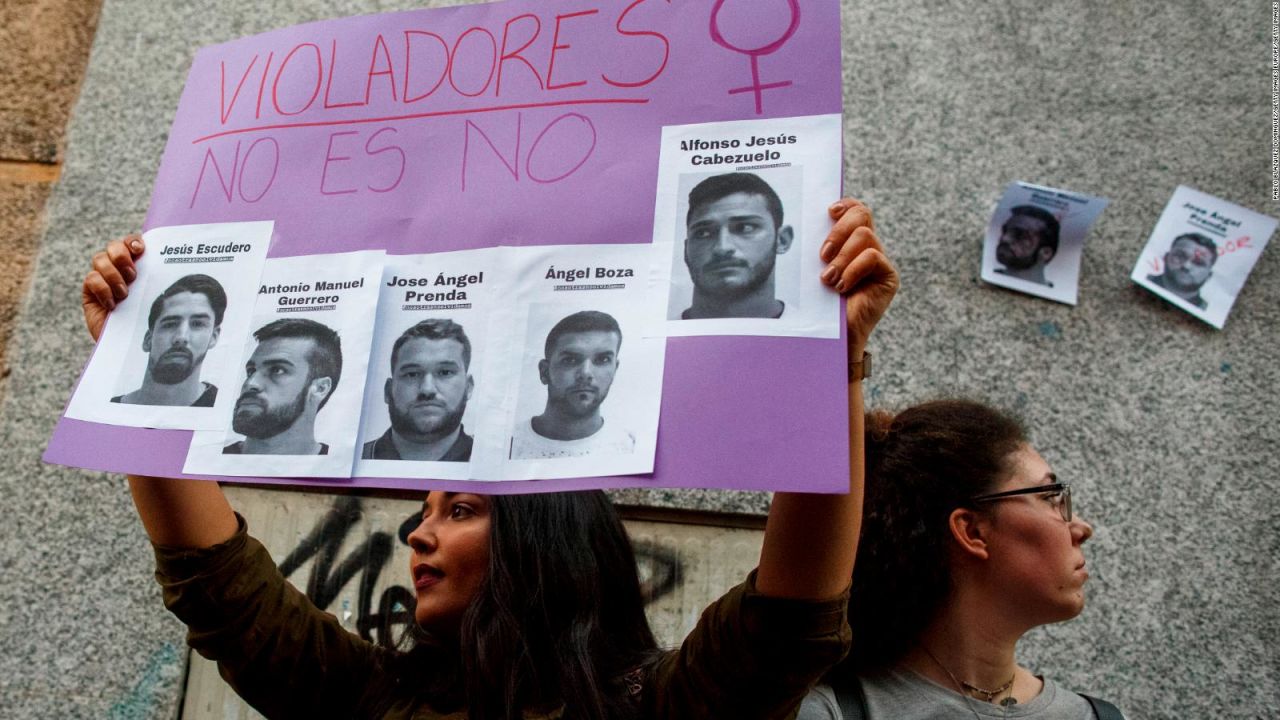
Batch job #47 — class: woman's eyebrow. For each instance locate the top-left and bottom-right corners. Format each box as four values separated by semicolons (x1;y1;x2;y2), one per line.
422;492;458;515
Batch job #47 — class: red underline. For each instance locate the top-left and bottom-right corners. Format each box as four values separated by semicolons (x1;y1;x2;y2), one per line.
191;97;650;144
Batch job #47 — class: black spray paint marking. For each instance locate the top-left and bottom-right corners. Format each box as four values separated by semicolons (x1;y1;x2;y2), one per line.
279;497;686;649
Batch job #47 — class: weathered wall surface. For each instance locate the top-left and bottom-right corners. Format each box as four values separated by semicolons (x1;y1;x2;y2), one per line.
0;0;102;405
0;1;1275;718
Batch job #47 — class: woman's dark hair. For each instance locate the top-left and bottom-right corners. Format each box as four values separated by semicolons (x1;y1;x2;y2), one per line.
400;490;658;720
829;399;1027;682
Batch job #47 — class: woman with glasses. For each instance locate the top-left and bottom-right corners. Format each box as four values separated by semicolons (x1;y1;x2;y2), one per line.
800;400;1124;720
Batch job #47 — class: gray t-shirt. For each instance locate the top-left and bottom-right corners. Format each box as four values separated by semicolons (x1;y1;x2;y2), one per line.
799;669;1110;719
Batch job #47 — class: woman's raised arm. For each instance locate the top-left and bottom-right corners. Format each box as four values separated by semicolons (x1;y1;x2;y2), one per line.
84;235;238;548
756;199;898;600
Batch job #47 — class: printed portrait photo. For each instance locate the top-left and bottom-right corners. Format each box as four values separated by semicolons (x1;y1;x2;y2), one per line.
67;220;272;432
991;204;1062;289
361;317;477;463
112;273;228;408
667;165;803;322
1143;232;1218;311
980;182;1109;306
1130;185;1277;329
508;305;639;461
183;249;383;479
221;318;344;456
647;114;841;339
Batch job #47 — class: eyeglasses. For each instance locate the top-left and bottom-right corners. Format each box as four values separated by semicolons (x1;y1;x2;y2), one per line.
969;483;1072;522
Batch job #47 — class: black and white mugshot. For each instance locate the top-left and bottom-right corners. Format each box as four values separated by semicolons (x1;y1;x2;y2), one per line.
363;319;474;462
112;273;227;407
1146;232;1217;310
680;172;794;319
510;310;635;460
223;318;341;456
994;205;1060;287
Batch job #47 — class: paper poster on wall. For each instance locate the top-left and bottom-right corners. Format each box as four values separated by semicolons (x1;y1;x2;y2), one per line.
648;114;843;338
1131;186;1276;329
354;250;496;482
184;250;383;478
474;244;664;481
980;182;1109;305
65;222;271;429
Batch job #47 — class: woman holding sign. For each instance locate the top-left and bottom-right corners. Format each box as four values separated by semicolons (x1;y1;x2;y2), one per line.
81;199;895;720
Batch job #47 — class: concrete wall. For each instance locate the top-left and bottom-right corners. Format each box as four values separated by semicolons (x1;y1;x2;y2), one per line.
0;0;102;405
0;0;1276;718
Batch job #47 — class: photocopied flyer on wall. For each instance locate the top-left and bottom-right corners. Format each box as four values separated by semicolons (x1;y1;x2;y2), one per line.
1130;186;1275;329
45;0;854;494
980;182;1109;306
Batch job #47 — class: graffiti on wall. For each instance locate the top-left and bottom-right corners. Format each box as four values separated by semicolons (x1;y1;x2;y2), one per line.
277;496;685;649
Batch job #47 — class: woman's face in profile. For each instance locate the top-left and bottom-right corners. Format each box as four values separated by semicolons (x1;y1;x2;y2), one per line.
983;445;1094;623
406;492;492;632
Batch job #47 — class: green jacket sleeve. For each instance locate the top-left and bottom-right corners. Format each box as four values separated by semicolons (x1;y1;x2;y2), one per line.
643;569;852;720
153;515;396;719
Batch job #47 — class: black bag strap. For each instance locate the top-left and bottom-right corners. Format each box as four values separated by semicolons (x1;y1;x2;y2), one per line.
834;676;869;720
1080;693;1125;720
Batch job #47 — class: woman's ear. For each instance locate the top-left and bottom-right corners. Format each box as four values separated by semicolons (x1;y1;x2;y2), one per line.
948;507;990;561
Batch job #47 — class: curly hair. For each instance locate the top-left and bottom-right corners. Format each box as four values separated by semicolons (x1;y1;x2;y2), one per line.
829;399;1027;681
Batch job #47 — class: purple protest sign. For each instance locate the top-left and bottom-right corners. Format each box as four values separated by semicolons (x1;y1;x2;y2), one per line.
46;0;850;493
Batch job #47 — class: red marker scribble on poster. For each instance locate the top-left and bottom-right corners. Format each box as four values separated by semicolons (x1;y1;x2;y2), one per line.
709;0;800;114
1220;236;1252;255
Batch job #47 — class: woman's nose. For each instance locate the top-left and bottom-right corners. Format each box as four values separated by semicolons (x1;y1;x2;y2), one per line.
407;518;437;552
1072;515;1094;543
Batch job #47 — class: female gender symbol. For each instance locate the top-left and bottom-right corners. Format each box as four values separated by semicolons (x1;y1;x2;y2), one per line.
709;0;801;114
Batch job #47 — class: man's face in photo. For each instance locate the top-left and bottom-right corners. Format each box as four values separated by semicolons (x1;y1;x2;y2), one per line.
385;336;472;439
1163;236;1215;291
233;336;325;439
996;214;1051;270
684;192;793;299
143;292;219;384
539;330;620;419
